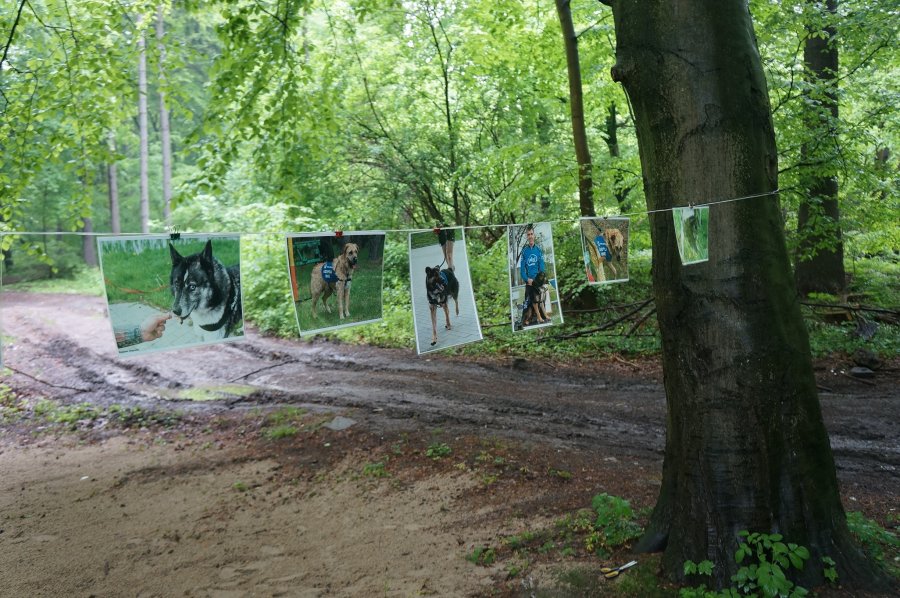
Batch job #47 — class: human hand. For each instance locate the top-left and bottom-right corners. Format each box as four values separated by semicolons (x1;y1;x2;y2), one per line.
140;313;172;341
527;278;533;285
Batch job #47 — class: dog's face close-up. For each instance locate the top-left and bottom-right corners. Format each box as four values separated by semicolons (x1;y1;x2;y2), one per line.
606;229;625;261
170;241;217;319
425;266;446;304
342;243;360;266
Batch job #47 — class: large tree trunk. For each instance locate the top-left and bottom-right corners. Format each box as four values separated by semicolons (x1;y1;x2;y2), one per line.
796;0;844;295
157;4;173;227
607;0;888;590
107;133;121;234
555;0;595;217
138;24;150;234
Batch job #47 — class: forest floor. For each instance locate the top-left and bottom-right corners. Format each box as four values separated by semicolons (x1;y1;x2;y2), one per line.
0;292;897;597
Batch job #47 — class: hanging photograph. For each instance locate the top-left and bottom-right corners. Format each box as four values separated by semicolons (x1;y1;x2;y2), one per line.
579;217;630;284
98;234;244;356
673;205;710;265
408;227;483;354
286;231;385;335
507;222;563;332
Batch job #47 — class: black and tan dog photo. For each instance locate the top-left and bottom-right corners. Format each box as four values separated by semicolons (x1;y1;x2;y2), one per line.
310;242;359;320
425;265;459;346
408;228;482;354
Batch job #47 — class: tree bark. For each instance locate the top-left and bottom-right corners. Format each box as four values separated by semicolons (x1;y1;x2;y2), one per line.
796;0;844;295
555;0;595;217
157;4;173;227
107;133;121;234
138;23;150;234
82;217;97;267
607;0;888;590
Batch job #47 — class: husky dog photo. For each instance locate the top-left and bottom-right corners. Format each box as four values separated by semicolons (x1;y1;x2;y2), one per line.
98;235;244;356
408;228;482;355
285;231;385;336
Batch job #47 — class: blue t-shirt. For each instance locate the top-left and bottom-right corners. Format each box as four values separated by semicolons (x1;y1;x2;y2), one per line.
520;244;545;282
594;235;612;261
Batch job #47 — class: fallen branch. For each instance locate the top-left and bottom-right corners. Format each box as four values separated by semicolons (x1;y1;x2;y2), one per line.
626;307;656;336
542;298;653;341
839;371;876;387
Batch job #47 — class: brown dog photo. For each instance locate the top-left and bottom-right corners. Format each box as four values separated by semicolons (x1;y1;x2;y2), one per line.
579;217;630;284
286;232;385;335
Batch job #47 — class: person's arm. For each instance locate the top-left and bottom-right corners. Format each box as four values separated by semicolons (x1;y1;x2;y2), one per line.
519;250;527;283
114;313;171;348
539;247;545;274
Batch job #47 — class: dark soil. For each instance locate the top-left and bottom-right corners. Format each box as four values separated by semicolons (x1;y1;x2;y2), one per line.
1;291;897;596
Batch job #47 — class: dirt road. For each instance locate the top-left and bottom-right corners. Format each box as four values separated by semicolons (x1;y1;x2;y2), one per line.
1;292;897;596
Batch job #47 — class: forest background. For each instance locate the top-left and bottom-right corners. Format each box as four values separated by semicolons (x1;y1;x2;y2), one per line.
1;0;897;359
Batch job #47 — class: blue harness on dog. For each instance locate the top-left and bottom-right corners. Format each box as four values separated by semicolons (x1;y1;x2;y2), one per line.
593;235;612;261
439;271;449;286
321;262;339;283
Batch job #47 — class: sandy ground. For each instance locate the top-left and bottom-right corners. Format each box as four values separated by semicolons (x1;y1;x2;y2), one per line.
0;291;897;597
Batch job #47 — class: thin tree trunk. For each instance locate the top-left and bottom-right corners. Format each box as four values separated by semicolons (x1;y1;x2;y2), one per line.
556;0;595;217
604;102;632;210
796;0;844;295
138;23;150;234
82;217;97;267
607;0;888;590
107;133;121;234
157;4;173;227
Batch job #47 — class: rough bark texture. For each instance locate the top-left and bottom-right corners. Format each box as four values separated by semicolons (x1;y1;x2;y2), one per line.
608;0;888;590
555;0;595;217
157;5;173;227
796;0;844;295
138;27;150;234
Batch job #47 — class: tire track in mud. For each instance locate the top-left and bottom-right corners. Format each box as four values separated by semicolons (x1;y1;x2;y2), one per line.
1;292;897;493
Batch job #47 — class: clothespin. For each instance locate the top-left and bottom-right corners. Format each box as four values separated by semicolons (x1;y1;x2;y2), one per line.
433;226;441;235
169;228;180;241
335;230;343;238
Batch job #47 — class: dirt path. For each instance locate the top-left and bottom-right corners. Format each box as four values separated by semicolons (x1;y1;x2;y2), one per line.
1;292;897;596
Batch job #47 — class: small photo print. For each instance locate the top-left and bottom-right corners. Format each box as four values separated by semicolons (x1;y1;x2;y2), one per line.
507;222;564;332
673;206;709;265
579;217;630;284
286;232;385;335
409;227;483;355
98;235;244;356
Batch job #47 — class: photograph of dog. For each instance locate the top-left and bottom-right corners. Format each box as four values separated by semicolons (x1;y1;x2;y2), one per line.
286;232;385;335
310;242;359;320
579;217;630;284
425;265;459;346
98;235;244;356
507;222;563;332
673;206;709;265
409;228;482;354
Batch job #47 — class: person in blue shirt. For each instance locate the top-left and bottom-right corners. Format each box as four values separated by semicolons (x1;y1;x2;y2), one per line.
519;225;548;325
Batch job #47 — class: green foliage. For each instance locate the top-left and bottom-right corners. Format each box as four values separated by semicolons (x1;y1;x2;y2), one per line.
3;265;104;296
361;461;389;478
846;511;900;576
264;424;298;440
425;442;452;460
680;531;814;598
465;546;496;566
583;493;643;557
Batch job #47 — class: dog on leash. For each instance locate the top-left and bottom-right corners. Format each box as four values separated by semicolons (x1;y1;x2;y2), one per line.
425;266;459;346
310;242;359;319
587;227;625;282
522;270;550;327
169;240;242;340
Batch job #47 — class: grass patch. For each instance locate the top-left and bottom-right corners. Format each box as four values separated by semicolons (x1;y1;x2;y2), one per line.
29;399;181;431
425;442;452;460
264;424;299;440
3;265;104;295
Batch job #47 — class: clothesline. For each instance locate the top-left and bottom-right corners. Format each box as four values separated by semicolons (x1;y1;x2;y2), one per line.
0;188;779;237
